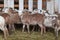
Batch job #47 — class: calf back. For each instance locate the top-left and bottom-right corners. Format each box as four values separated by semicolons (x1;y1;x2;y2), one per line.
21;13;44;25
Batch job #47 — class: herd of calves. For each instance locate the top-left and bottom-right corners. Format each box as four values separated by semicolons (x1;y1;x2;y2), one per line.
0;8;60;40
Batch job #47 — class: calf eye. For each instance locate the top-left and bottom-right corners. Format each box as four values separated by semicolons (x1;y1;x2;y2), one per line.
40;10;42;12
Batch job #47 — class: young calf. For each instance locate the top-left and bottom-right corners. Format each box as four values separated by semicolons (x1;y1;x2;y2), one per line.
7;8;21;31
42;10;59;38
54;12;60;38
21;10;45;35
0;16;9;40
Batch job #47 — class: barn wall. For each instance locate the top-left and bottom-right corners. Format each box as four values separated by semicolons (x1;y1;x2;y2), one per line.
4;0;14;8
28;0;33;11
47;0;54;14
19;0;24;15
0;0;60;14
58;0;60;13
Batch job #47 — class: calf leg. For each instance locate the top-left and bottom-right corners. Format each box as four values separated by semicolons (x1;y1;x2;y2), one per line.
9;24;12;31
8;24;12;34
12;24;15;31
39;24;44;35
3;30;7;40
43;26;46;34
27;24;30;33
55;26;58;40
5;26;9;36
3;27;9;40
22;24;25;32
32;26;35;32
41;27;44;35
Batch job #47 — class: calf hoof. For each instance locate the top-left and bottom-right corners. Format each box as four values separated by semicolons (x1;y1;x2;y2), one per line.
22;30;25;33
41;32;43;36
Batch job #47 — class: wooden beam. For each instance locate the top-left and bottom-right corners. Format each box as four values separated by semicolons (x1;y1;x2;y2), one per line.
14;4;19;7
0;4;4;7
0;4;19;8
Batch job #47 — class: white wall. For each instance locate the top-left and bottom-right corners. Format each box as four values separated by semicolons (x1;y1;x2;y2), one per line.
51;0;54;14
58;0;60;13
8;0;14;8
4;0;8;8
28;0;33;11
4;0;14;8
55;0;58;12
47;0;54;14
38;0;42;13
54;0;60;13
19;0;24;15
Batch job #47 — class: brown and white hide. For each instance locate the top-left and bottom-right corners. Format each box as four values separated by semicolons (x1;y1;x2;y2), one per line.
21;12;45;34
9;12;21;24
7;8;21;32
44;16;56;27
0;16;9;40
43;14;60;38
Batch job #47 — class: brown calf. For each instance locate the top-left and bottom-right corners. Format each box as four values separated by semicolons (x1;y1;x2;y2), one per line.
21;11;45;35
